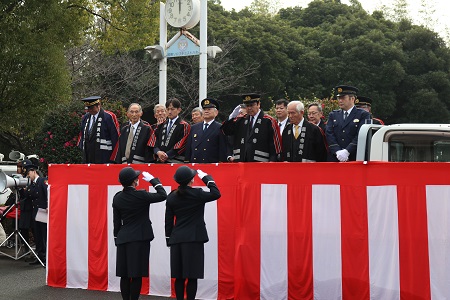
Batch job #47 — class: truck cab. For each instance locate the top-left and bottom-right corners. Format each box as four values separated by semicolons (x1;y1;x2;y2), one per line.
356;124;450;162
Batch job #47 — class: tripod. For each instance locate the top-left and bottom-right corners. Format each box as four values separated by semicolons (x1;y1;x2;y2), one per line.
0;189;44;267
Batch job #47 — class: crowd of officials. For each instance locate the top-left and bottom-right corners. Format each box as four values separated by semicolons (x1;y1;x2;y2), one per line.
77;84;383;165
1;84;383;300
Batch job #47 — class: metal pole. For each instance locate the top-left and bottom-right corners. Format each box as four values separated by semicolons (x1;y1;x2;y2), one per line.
199;0;208;106
159;2;168;105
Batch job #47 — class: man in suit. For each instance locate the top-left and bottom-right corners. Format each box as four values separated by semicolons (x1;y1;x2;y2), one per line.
113;167;167;300
275;98;289;134
165;166;221;300
356;96;385;125
185;98;229;163
221;93;282;162
77;96;120;163
150;98;190;163
282;101;327;162
326;85;371;162
114;103;155;164
307;103;326;132
22;159;47;266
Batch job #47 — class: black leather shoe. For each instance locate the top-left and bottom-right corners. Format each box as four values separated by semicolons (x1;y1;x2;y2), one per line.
29;259;41;265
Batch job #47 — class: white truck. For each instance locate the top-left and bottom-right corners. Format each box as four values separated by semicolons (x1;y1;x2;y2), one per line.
356;123;450;162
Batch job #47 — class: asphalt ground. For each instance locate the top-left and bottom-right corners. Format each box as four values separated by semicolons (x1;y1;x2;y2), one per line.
0;245;170;300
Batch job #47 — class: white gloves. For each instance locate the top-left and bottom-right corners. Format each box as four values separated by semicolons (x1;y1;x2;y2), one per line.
229;105;242;120
197;169;207;179
142;171;154;182
336;149;350;162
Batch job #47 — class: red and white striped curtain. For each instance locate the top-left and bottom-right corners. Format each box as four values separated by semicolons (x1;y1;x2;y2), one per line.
47;163;450;299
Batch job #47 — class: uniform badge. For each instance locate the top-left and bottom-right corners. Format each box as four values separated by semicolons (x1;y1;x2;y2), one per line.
299;150;303;155
98;117;102;122
301;132;305;138
194;134;197;137
241;138;244;144
354;119;359;123
96;138;100;142
300;138;304;143
257;119;261;124
255;128;259;133
253;138;257;143
245;120;248;125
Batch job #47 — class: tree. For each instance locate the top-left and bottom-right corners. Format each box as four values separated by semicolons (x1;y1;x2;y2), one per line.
0;0;88;153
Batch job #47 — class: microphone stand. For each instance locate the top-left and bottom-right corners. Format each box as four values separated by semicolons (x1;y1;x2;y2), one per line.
0;185;44;267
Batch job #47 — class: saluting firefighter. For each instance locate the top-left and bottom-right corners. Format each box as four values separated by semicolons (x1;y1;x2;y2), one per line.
184;98;230;163
165;166;221;300
221;93;282;162
114;103;155;164
325;85;371;162
77;96;120;163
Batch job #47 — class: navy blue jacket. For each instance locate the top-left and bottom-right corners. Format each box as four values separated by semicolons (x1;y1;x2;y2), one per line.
184;120;230;163
326;107;371;161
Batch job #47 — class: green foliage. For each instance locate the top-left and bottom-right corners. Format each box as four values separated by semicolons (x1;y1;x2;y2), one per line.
34;100;127;174
94;0;160;53
0;0;88;150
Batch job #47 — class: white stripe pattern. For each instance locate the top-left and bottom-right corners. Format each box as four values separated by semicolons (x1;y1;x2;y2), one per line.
312;185;342;300
66;185;89;288
260;184;288;300
426;185;450;300
367;185;400;300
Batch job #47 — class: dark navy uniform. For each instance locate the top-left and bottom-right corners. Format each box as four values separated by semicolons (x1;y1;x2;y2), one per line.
113;176;167;277
22;158;48;264
282;120;327;162
77;96;120;164
185;121;229;163
184;98;230;163
165;167;221;279
114;120;155;164
326;108;371;161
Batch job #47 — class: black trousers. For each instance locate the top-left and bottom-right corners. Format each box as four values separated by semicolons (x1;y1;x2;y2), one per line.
33;220;47;261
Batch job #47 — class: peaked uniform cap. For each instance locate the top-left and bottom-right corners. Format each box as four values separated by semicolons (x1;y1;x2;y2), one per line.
201;98;220;110
335;85;358;97
82;96;101;109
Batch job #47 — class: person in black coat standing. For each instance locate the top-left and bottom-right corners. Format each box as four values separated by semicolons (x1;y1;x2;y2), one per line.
165;166;221;300
113;167;167;300
22;159;48;266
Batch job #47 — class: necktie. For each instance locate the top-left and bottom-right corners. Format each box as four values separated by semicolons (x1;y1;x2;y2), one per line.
248;116;253;134
344;111;348;120
203;123;208;131
294;124;300;139
125;126;134;159
167;119;173;132
279;122;282;127
88;116;95;135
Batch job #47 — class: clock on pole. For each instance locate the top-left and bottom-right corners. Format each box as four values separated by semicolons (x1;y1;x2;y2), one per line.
165;0;201;29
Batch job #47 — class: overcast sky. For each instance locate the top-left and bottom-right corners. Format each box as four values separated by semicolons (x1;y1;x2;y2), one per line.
221;0;450;39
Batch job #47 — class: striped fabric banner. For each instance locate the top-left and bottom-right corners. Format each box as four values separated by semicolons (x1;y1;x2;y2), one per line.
47;163;450;299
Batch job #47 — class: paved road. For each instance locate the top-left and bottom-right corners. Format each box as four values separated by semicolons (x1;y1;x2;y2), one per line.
0;246;169;300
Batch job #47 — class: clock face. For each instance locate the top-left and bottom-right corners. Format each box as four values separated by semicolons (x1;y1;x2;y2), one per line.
165;0;200;29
